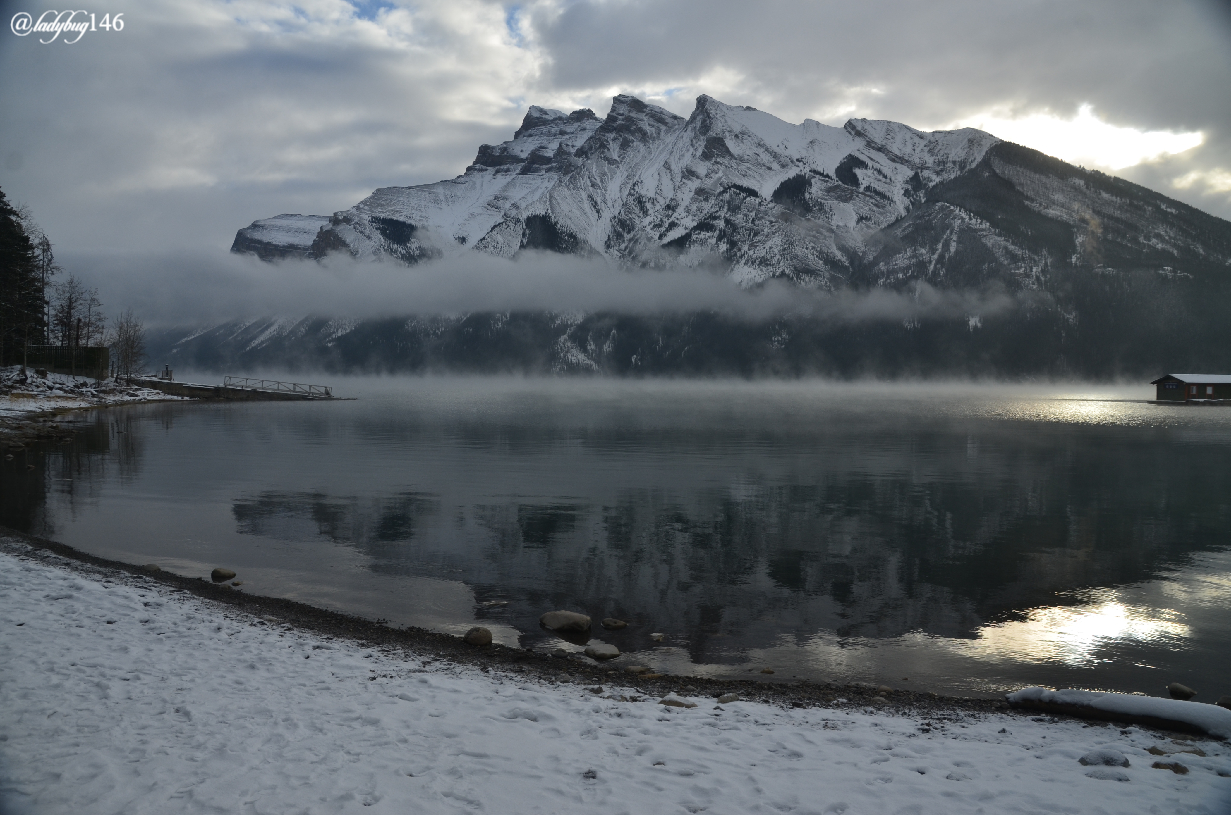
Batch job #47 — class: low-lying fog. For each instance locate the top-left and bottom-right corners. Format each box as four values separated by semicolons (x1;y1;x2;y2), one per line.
74;249;1028;329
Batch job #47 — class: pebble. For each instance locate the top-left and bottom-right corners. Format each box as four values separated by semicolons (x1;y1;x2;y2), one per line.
876;685;893;695
649;633;665;642
550;648;570;659
539;610;591;633
624;664;650;674
210;568;237;583
870;696;889;705
140;564;161;574
601;618;627;630
1167;682;1196;700
760;668;775;675
463;627;493;646
717;693;740;704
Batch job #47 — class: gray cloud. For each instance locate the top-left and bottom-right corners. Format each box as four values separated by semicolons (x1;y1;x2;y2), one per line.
1;0;1228;316
533;0;1231;213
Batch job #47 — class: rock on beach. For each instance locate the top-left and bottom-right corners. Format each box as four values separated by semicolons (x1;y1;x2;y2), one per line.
1167;682;1196;700
660;693;697;708
539;610;591;633
1079;749;1130;767
584;643;620;661
211;568;237;583
463;627;492;646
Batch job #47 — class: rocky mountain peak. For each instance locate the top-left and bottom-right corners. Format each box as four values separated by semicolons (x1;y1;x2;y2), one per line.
575;95;685;162
599;94;684;133
513;105;600;139
469;104;603;173
514;105;567;138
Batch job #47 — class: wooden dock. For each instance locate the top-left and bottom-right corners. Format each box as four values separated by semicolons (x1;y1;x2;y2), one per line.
133;375;336;402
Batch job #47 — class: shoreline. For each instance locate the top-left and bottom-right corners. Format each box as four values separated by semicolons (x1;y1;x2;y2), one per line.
0;525;1010;718
2;526;1227;814
0;367;190;446
9;524;1228;742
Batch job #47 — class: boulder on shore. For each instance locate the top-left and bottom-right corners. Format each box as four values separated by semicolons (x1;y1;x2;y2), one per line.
463;627;493;646
1167;682;1196;700
211;568;237;583
539;610;591;633
601;618;627;630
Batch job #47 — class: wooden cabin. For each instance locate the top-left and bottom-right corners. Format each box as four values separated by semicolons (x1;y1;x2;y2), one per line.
1151;374;1231;402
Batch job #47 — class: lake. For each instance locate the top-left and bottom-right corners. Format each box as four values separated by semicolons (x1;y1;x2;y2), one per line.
3;377;1228;698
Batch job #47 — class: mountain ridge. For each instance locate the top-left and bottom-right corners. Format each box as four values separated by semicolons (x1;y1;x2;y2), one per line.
232;93;1230;298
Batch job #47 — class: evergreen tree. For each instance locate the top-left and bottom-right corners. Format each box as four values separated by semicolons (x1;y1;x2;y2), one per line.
0;187;44;366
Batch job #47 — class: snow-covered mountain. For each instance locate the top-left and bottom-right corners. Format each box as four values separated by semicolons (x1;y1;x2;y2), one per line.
209;95;1231;377
233;93;1231;293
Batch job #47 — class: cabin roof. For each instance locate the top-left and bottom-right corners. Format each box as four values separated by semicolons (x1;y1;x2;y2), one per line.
1151;374;1231;385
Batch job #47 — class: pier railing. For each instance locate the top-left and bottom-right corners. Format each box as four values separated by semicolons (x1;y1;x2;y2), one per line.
222;376;333;398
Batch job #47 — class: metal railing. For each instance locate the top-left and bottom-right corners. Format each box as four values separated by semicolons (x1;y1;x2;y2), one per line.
222;376;333;397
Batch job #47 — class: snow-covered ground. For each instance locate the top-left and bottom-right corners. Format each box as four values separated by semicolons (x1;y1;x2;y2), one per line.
0;366;182;426
1;543;1227;815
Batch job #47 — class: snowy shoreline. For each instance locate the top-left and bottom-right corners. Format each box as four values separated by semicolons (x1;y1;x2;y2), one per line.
0;366;187;445
2;534;1228;814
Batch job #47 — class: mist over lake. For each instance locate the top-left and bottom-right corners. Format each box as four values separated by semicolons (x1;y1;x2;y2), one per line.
3;377;1228;697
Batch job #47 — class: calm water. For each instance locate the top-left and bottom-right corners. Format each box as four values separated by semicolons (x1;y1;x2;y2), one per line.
3;378;1229;698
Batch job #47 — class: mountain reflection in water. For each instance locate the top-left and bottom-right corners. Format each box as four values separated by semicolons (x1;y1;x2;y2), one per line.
3;378;1229;696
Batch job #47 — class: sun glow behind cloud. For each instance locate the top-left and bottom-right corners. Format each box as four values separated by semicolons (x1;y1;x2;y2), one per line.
956;104;1203;171
1174;168;1231;195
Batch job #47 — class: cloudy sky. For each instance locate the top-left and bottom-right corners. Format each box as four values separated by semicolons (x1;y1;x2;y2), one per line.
1;0;1229;315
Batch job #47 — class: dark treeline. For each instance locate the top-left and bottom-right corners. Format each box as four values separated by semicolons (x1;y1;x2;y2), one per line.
0;185;146;377
0;187;50;365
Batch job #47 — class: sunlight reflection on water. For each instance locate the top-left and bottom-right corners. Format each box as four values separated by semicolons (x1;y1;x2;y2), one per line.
952;593;1191;667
